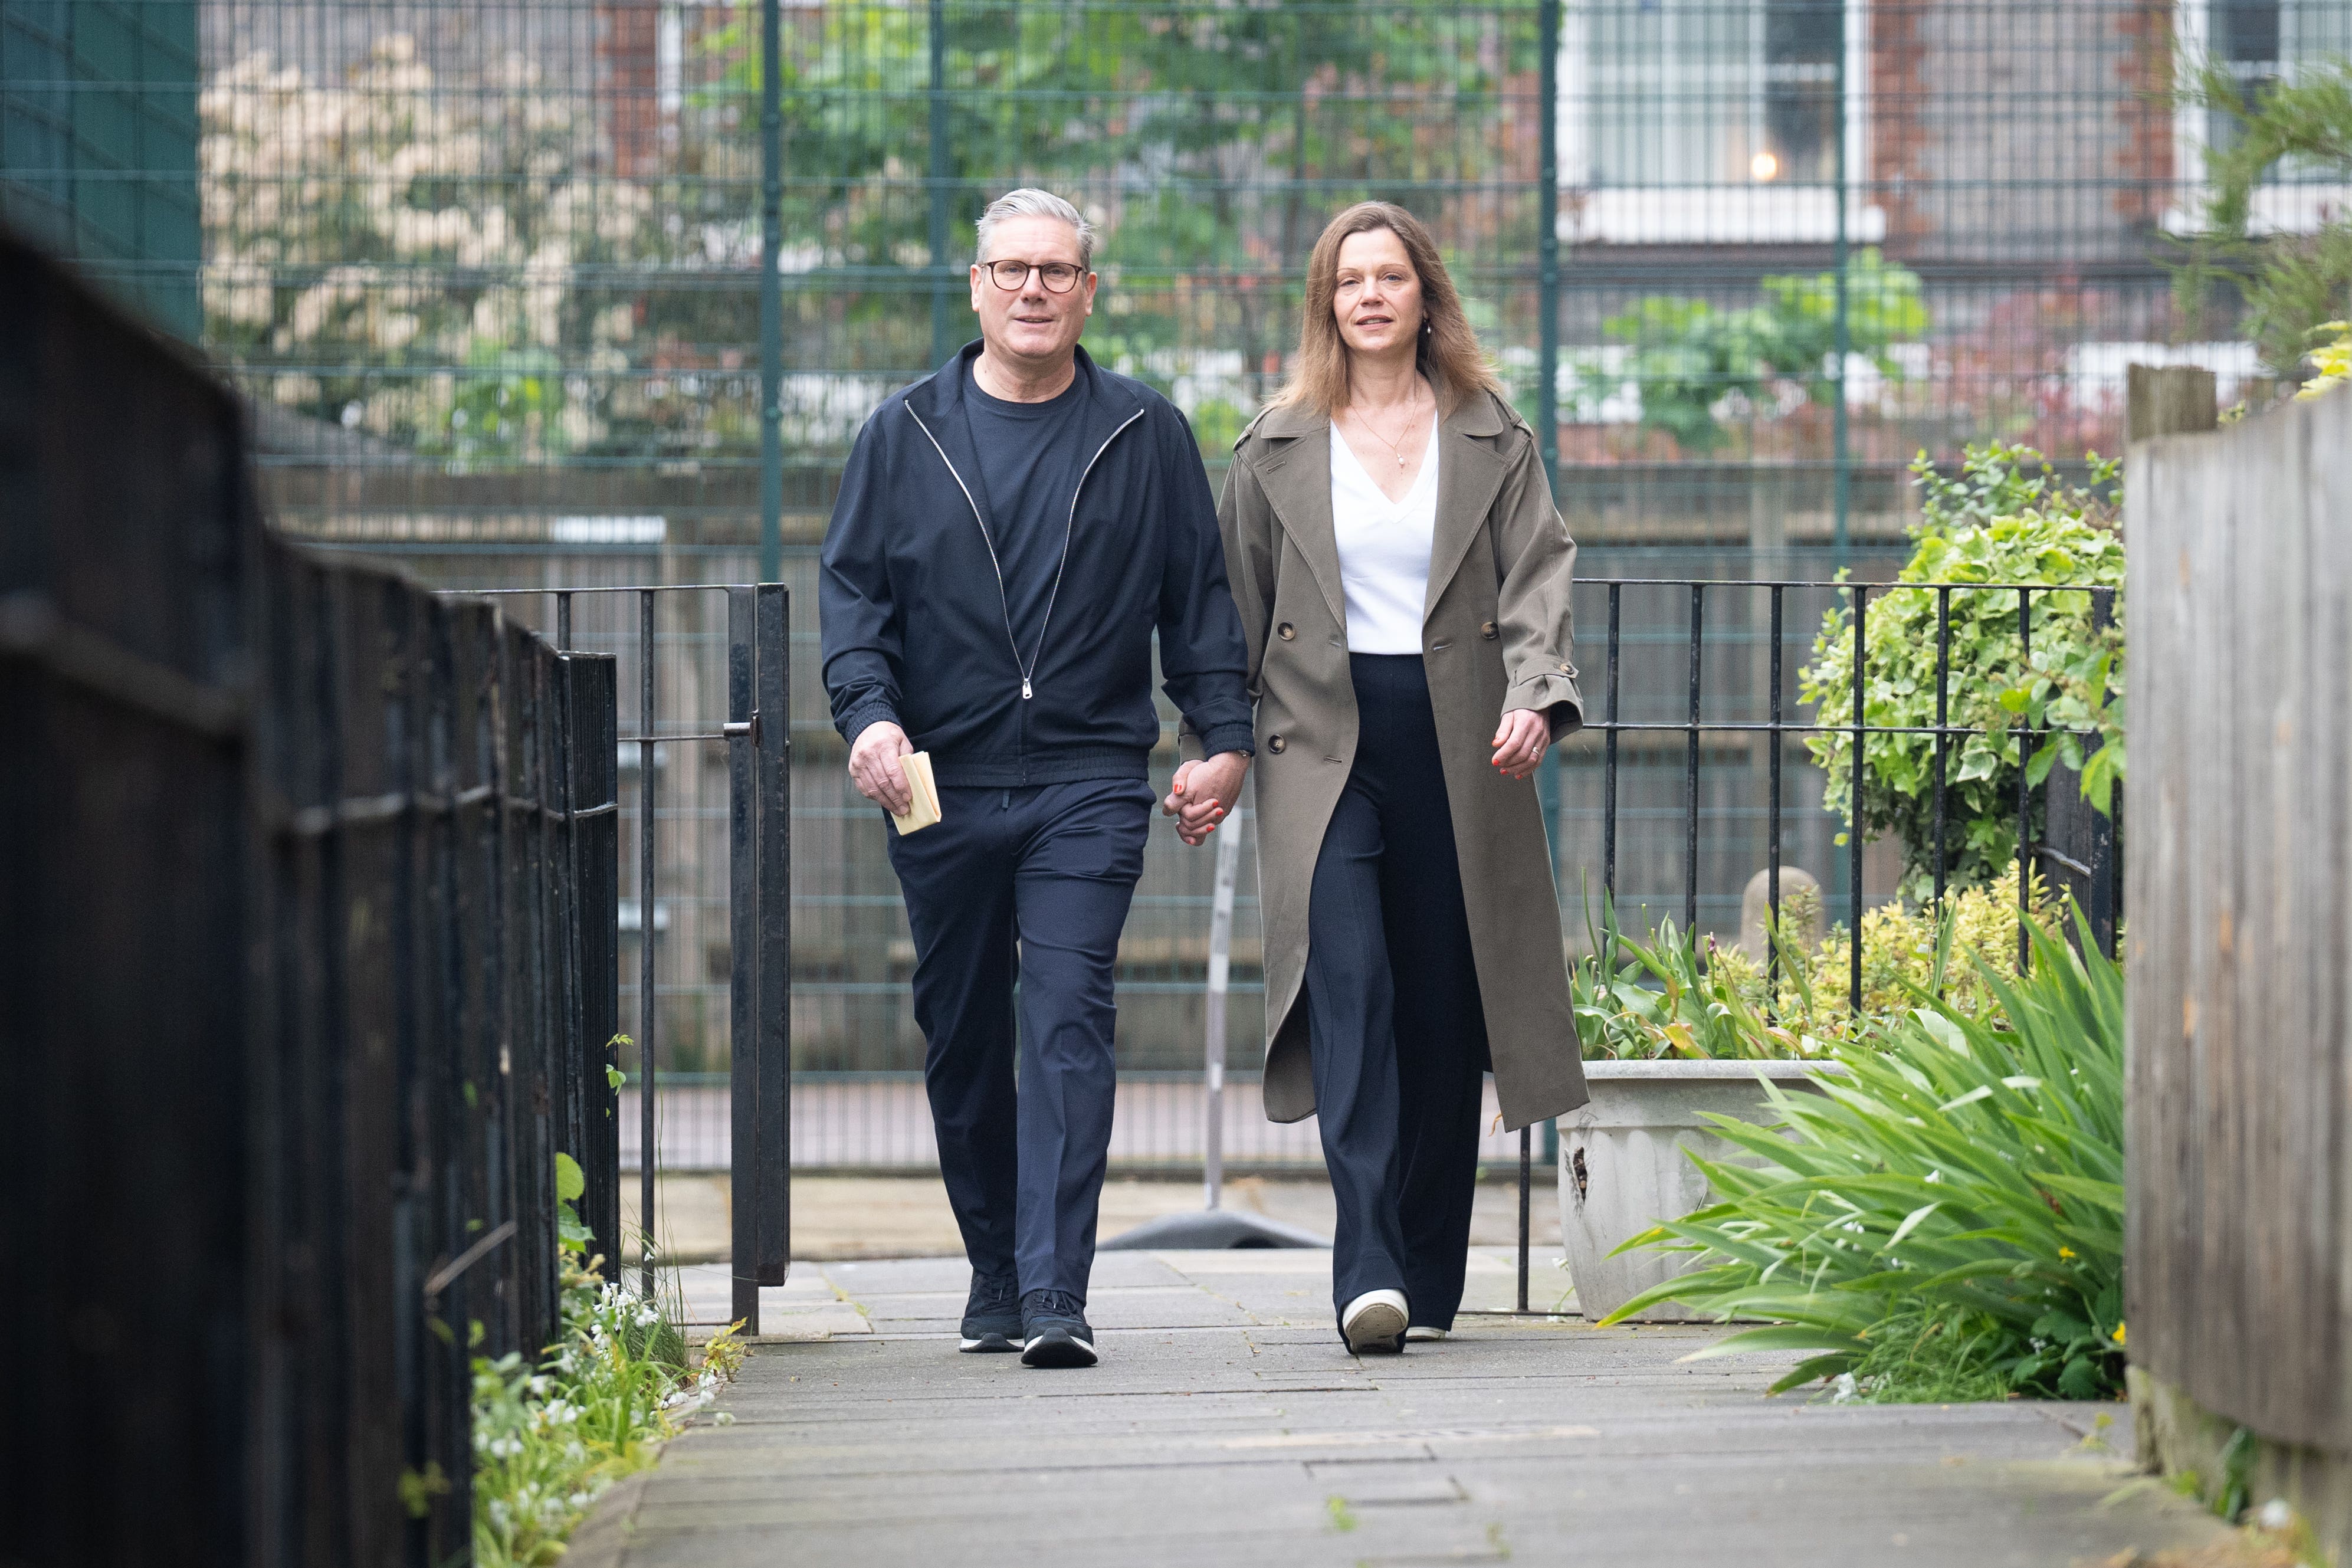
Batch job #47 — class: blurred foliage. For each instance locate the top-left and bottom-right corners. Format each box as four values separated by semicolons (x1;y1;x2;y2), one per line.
1585;248;1928;453
701;0;1535;412
2174;58;2352;386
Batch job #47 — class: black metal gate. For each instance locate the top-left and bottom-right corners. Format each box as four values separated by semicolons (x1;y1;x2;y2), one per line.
463;584;793;1332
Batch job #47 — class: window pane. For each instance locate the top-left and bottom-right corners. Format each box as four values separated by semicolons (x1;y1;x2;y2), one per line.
1764;0;1840;183
2208;2;2348;173
1589;0;1846;188
2215;0;2281;63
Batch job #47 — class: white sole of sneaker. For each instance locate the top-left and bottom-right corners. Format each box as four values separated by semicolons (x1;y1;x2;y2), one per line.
1405;1326;1447;1343
959;1334;1024;1353
1020;1330;1098;1369
1341;1290;1409;1353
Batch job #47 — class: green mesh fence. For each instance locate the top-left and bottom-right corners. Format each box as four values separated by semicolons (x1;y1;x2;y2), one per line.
8;0;2348;1099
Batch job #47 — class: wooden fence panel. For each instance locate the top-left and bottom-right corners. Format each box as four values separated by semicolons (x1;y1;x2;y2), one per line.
2127;389;2352;1450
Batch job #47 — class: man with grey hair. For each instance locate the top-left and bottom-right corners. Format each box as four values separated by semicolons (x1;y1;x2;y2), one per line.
821;188;1254;1368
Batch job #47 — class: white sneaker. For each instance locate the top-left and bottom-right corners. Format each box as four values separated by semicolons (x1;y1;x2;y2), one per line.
1340;1289;1409;1354
1404;1325;1448;1343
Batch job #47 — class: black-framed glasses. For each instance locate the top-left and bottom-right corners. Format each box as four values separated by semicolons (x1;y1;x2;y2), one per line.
982;259;1083;293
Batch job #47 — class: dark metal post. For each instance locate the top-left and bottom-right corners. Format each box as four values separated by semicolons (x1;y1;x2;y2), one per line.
1767;584;1783;993
1848;584;1865;1016
2087;586;2118;959
1934;586;1951;910
1831;4;1851;570
2016;586;2033;973
759;0;785;583
1603;583;1622;906
725;590;759;1330
638;589;657;1297
1517;1125;1532;1313
754;585;793;1288
570;654;623;1273
928;0;956;367
1537;0;1560;497
556;589;572;652
1685;583;1703;935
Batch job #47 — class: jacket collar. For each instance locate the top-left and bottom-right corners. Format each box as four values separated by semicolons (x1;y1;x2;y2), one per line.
1247;388;1514;631
903;339;1140;427
900;340;1146;537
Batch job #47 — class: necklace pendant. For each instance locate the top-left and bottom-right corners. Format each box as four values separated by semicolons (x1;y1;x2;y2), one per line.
1397;454;1406;468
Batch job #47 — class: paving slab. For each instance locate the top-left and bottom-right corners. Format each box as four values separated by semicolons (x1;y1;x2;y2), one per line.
572;1251;2216;1568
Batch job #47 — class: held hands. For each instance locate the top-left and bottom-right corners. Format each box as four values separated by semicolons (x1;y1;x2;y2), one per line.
848;721;917;816
1162;751;1249;847
1491;708;1550;780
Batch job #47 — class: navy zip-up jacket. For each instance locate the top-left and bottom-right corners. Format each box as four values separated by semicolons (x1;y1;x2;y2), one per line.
820;342;1257;787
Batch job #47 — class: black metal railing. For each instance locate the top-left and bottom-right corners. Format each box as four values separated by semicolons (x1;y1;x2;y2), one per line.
1578;577;2120;1000
4;235;621;1566
455;584;792;1330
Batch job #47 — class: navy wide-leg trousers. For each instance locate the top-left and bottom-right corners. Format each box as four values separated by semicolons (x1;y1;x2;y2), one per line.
1305;654;1491;1330
886;777;1154;1300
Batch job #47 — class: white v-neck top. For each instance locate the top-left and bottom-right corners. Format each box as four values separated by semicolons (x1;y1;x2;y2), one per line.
1330;415;1441;654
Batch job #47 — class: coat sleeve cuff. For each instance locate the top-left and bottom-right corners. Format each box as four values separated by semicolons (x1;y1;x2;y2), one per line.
839;696;902;750
1506;673;1585;739
1196;721;1257;761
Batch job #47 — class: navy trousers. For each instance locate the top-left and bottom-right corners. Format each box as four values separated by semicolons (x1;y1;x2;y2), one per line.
886;776;1154;1300
1306;654;1491;1330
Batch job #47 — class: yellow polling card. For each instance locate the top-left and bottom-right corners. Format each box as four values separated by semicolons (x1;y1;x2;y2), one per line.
891;751;942;835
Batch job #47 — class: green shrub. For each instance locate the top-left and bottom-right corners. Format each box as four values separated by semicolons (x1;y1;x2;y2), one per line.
1800;444;2124;903
470;1154;744;1567
1573;867;2060;1059
1599;911;2126;1405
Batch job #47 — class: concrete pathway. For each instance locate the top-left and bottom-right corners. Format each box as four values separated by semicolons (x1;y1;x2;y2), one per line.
573;1250;2231;1568
624;1173;1562;1265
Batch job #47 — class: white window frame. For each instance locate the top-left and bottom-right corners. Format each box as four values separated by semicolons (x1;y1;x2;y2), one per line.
1558;0;1881;245
2167;0;2352;236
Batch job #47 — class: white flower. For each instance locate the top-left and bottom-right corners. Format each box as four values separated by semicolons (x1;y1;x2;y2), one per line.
2256;1499;2294;1531
1831;1373;1859;1404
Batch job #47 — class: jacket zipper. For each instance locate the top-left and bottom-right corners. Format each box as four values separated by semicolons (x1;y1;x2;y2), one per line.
906;403;1146;704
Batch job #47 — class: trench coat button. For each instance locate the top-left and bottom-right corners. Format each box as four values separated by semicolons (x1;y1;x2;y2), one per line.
1277;622;1295;641
1481;621;1499;640
1267;734;1287;754
1558;661;1573;673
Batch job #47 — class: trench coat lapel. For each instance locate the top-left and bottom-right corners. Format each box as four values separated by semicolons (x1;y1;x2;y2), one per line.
1244;403;1347;633
1423;392;1511;624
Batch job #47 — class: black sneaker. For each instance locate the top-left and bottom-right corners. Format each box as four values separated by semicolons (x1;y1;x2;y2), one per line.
1019;1289;1098;1369
959;1270;1024;1353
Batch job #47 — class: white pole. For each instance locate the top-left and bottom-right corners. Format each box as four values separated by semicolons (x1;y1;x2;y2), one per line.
1203;812;1241;1211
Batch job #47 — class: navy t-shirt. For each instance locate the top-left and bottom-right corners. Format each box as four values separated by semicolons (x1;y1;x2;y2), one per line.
962;364;1093;678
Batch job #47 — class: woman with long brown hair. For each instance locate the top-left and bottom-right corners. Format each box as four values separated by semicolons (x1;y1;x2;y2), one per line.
1173;202;1590;1352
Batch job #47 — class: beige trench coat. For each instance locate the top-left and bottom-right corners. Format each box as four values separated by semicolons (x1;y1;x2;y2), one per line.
1186;389;1592;1133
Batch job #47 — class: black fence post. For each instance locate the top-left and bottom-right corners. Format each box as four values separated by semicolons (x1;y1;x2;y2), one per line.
2044;587;2120;960
726;589;761;1330
754;584;794;1289
415;593;473;1562
570;653;624;1274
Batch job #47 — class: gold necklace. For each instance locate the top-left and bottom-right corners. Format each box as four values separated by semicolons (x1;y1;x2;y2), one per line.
1349;383;1423;470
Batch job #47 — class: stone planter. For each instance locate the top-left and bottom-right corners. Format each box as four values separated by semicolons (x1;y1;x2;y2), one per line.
1557;1061;1834;1323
